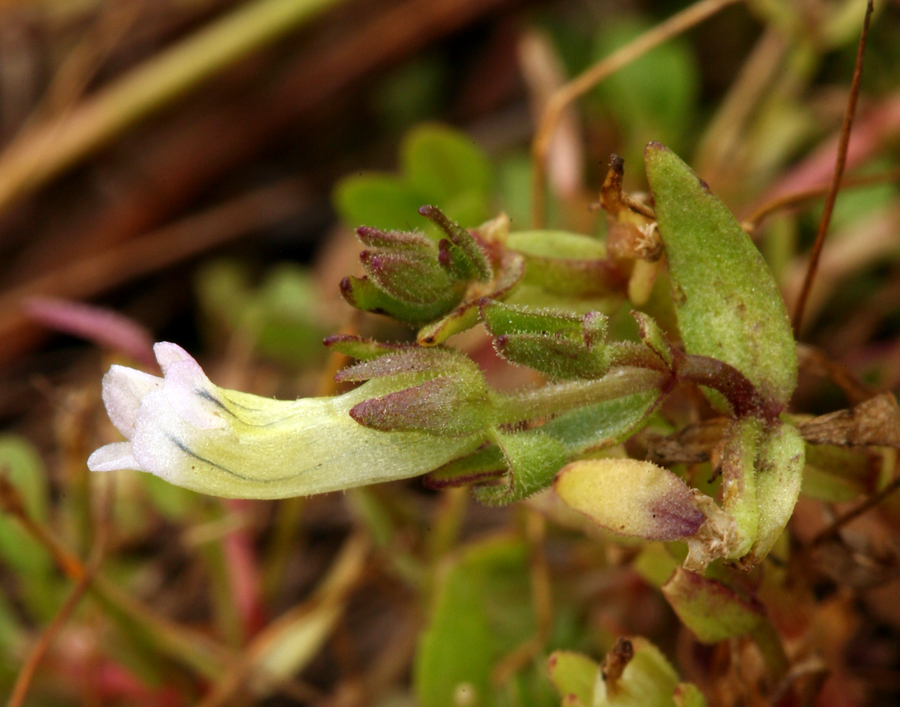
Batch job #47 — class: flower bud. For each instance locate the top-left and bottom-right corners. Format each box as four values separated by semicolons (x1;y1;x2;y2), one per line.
553;458;704;541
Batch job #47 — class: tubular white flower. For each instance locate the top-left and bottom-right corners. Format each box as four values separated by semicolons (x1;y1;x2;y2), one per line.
88;343;485;499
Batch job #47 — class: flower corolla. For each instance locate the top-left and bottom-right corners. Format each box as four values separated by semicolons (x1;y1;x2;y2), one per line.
88;343;484;498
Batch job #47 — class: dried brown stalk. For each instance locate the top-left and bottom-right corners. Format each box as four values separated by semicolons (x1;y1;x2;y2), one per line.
743;167;900;233
791;0;875;334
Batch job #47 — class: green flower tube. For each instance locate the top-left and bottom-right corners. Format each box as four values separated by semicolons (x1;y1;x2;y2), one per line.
88;343;485;499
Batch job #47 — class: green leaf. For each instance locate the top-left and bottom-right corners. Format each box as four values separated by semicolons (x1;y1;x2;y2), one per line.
801;445;875;502
593;19;698;152
661;568;764;643
195;260;326;366
719;418;762;560
401;124;493;208
0;435;51;575
415;538;535;707
745;422;804;567
645;143;797;409
334;174;427;232
548;651;598;707
508;230;625;297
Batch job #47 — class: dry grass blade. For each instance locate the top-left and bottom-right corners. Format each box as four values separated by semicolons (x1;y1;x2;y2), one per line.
530;0;743;227
791;0;875;334
0;0;343;217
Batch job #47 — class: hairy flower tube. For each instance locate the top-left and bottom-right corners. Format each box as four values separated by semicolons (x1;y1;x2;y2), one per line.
87;343;485;499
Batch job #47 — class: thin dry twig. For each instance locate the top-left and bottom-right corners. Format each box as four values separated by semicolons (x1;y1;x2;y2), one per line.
743;167;900;233
810;474;900;548
792;0;875;334
530;0;743;227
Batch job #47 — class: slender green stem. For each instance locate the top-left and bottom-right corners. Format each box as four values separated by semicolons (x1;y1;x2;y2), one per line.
0;0;346;214
492;367;667;425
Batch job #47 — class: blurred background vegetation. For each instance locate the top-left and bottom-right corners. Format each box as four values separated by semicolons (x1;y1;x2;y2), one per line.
1;0;899;704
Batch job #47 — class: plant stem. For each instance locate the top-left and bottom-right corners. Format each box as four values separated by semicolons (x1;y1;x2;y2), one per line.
492;367;667;425
0;0;345;215
791;0;874;334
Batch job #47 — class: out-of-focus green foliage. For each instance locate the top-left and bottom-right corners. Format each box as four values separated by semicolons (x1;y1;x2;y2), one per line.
592;18;699;159
195;259;327;365
415;538;540;707
335;124;494;233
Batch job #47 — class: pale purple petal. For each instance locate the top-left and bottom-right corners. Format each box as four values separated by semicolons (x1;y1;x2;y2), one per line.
153;342;201;376
87;442;140;472
152;342;226;430
164;360;227;429
130;389;201;486
101;366;163;437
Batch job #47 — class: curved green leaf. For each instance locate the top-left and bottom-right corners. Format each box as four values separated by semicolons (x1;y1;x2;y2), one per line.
645;143;796;409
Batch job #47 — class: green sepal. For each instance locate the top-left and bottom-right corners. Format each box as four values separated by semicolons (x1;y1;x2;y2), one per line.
644;143;797;409
423;445;507;489
416;251;524;346
335;344;478;383
323;334;412;361
425;390;659;495
661;568;765;643
339;275;464;325
481;301;585;341
420;205;493;282
474;430;569;506
494;334;612;380
632;311;674;369
482;302;613;379
355;225;436;250
437;238;481;281
361;250;462;304
349;376;492;439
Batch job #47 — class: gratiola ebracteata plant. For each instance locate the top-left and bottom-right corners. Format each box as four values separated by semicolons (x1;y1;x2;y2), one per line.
90;142;803;577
